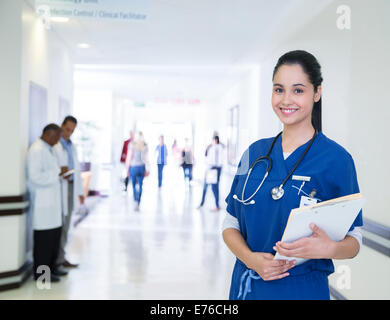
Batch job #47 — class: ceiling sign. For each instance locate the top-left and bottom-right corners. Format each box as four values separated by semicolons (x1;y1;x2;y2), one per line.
35;0;148;21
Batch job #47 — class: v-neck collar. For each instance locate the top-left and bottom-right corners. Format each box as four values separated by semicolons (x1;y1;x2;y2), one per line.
274;132;320;177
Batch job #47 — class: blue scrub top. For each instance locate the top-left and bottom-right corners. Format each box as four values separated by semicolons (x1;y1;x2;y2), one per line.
225;132;363;300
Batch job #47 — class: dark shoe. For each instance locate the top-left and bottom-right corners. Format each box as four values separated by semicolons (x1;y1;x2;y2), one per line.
52;267;68;276
63;260;79;268
34;275;61;283
50;275;61;283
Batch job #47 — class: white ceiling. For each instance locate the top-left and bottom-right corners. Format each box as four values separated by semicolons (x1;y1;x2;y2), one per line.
26;0;334;101
74;64;253;101
47;0;293;65
29;0;335;65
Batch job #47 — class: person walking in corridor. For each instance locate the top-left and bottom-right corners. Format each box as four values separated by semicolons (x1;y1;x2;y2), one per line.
181;138;194;184
198;135;224;211
120;130;134;191
155;135;168;188
127;132;149;211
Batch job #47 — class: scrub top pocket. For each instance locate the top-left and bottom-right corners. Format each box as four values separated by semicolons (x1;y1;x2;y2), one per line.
277;179;322;231
290;180;322;203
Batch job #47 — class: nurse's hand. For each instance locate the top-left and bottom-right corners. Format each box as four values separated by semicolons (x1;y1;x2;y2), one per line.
274;223;336;259
246;252;296;281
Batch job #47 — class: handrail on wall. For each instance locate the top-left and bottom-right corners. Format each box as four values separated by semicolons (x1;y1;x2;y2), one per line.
363;218;390;240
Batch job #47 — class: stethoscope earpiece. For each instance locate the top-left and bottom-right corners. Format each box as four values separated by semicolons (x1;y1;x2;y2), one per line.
232;194;255;205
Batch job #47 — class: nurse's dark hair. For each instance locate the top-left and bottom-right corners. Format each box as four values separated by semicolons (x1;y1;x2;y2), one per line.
42;123;61;134
272;50;323;132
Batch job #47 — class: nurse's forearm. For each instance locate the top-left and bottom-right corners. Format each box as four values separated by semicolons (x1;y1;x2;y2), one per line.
222;228;253;267
330;235;360;259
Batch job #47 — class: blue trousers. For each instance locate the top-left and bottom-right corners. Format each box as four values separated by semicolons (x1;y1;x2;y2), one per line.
182;164;193;181
157;164;165;187
129;165;145;203
200;166;221;208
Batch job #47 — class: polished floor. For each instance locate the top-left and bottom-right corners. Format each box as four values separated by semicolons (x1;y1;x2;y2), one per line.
0;165;236;299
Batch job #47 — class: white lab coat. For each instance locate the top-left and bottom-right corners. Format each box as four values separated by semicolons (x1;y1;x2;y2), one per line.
206;144;225;168
53;140;84;217
26;139;62;230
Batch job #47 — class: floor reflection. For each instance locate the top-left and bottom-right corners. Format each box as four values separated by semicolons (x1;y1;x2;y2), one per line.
0;165;235;299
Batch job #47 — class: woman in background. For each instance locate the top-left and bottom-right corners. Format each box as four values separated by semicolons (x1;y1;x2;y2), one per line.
127;132;149;211
181;138;194;184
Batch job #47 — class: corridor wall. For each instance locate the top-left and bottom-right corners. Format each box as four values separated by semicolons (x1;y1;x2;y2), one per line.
0;0;74;290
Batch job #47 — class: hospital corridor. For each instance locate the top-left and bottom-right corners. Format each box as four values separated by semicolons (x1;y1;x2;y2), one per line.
0;0;389;304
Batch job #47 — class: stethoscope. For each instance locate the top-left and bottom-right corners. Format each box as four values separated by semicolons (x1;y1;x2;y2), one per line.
233;131;317;205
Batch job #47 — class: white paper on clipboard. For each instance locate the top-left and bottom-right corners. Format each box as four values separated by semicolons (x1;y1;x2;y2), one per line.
205;169;218;184
61;169;75;177
274;193;365;265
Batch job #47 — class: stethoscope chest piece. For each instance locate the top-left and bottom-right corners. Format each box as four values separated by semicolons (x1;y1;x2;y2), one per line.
271;185;284;200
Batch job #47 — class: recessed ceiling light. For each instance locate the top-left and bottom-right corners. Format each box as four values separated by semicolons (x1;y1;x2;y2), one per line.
78;43;91;49
50;17;69;23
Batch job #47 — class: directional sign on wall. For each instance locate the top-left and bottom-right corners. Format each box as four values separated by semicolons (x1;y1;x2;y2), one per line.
35;0;149;21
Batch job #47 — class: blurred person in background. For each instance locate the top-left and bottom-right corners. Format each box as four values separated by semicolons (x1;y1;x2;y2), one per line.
205;131;225;157
127;132;149;211
155;135;168;188
171;138;181;166
120;130;134;191
198;135;224;211
181;138;194;185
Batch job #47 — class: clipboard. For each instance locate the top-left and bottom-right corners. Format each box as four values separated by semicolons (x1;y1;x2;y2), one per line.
274;193;365;265
205;169;218;184
61;169;75;177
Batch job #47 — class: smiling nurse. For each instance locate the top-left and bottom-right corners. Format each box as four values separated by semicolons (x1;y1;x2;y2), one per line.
222;50;363;300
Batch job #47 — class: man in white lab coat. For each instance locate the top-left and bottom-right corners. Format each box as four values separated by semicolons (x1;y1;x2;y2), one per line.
54;116;84;269
27;124;68;282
